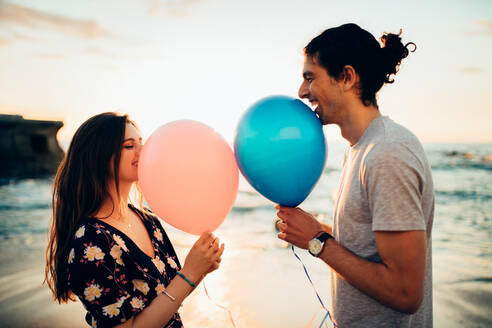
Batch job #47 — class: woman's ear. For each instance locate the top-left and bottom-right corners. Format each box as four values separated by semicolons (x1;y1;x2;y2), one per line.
341;65;359;92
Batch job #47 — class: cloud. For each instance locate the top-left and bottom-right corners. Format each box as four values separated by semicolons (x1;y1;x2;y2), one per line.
82;46;106;55
13;32;38;41
104;65;118;71
464;19;492;37
36;53;66;60
459;66;485;74
0;38;13;46
0;33;38;46
148;0;203;19
0;2;116;39
80;46;130;60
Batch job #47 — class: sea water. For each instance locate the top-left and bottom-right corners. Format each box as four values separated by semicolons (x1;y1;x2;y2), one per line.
0;143;491;327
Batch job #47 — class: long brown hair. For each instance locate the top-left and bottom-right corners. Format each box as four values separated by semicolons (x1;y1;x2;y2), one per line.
45;112;134;302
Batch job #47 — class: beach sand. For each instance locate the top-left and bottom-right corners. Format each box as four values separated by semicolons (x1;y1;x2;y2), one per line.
0;229;491;328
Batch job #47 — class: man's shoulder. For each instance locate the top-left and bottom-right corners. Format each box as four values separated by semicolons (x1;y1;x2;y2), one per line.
364;118;426;163
379;117;421;146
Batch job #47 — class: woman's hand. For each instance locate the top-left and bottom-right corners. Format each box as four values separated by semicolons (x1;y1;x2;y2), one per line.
114;233;224;328
181;232;224;283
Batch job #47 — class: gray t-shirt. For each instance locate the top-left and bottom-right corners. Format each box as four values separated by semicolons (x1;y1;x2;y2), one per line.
331;116;434;327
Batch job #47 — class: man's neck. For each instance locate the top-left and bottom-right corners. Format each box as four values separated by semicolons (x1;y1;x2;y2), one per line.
339;101;381;146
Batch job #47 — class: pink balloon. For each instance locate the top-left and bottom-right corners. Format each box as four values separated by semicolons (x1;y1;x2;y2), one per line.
138;120;239;235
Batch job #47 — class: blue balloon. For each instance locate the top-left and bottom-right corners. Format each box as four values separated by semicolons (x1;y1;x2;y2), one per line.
234;95;326;207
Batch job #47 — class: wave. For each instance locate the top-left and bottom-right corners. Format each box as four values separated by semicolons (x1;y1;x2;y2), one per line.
447;277;492;284
0;203;51;211
324;166;340;174
431;162;492;171
435;190;492;202
0;227;48;237
231;204;273;213
430;150;492;171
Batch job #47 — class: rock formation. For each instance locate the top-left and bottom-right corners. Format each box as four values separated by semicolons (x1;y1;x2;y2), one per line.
0;114;65;180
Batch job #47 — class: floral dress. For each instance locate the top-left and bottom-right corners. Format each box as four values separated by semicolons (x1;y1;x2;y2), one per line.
67;204;184;328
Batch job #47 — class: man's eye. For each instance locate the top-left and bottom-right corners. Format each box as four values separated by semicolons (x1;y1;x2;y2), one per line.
123;145;134;149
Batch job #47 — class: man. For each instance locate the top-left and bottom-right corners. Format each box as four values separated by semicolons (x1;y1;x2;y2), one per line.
276;23;434;327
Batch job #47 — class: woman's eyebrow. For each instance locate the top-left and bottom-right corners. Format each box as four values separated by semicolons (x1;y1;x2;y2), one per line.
123;137;143;142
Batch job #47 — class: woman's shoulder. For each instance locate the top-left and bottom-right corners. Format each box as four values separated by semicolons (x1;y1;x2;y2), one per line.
129;203;155;219
67;219;129;274
68;219;124;251
129;204;164;230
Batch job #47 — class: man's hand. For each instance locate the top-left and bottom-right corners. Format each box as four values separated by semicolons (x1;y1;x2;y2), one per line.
275;205;324;249
275;204;427;313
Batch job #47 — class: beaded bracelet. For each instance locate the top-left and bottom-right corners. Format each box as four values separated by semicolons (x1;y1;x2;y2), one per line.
176;271;196;288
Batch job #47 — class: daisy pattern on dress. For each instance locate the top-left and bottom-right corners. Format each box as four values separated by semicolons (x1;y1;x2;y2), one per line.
167;257;178;269
84;245;105;261
117;295;129;306
110;245;124;266
151;256;165;274
68;248;75;264
75;225;85;238
113;234;128;252
132;279;150;295
84;283;102;302
155;283;166;295
153;229;163;242
102;295;128;318
102;302;120;318
130;297;145;310
68;211;184;327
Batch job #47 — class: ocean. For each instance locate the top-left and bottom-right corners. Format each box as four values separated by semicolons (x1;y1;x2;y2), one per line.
0;142;491;327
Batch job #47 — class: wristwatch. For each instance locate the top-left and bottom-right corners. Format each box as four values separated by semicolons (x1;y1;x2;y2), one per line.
308;232;333;257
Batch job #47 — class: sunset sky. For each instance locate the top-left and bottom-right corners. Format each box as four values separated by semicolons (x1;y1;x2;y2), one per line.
0;0;491;144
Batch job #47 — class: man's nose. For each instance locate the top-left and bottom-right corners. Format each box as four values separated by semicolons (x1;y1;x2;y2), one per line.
298;80;309;99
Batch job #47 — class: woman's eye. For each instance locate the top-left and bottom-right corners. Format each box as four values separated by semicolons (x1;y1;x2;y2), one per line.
123;145;134;149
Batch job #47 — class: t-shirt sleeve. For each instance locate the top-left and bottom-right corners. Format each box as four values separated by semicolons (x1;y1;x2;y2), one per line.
67;224;152;327
363;143;426;231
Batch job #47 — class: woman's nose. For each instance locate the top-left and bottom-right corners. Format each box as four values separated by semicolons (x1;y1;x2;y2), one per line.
136;141;143;154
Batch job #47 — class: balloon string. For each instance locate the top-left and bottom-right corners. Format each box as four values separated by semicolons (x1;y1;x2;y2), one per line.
319;311;331;328
291;244;337;328
306;311;317;328
306;307;326;328
203;278;237;328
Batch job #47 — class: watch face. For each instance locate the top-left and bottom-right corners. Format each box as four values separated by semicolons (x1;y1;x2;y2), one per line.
309;239;322;255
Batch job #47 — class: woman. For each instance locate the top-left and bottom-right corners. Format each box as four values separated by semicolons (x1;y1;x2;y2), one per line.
45;112;224;327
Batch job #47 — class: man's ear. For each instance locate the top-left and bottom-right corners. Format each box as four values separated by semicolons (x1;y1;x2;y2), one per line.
340;65;359;92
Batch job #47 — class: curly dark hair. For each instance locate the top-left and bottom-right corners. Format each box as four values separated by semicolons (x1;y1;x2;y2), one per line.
304;23;416;107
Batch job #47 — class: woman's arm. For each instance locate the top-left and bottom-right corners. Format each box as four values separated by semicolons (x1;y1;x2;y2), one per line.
116;232;224;328
115;271;193;328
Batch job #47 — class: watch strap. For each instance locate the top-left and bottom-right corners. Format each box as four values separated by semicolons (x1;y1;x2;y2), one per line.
316;232;333;243
308;231;334;257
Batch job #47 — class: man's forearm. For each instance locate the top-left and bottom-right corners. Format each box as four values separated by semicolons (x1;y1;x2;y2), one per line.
319;237;424;314
320;222;333;234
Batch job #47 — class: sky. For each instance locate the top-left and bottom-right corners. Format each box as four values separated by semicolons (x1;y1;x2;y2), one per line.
0;0;491;144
